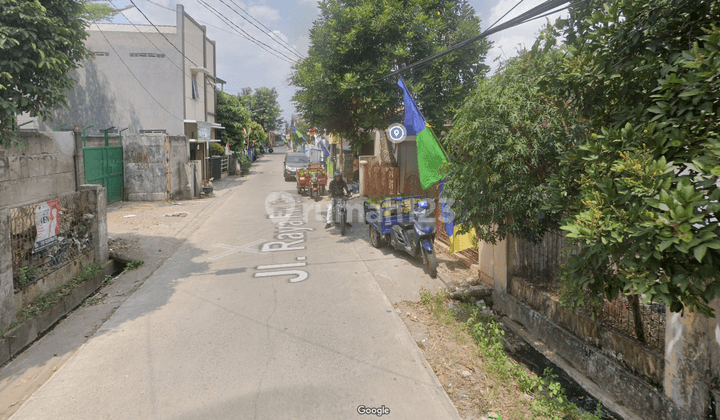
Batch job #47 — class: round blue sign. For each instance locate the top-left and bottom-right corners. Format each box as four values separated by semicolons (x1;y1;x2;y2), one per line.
387;123;407;144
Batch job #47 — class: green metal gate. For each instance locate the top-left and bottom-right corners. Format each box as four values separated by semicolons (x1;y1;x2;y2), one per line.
84;141;124;204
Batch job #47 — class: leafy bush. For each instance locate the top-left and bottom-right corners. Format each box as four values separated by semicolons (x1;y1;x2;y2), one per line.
444;46;575;244
209;142;225;156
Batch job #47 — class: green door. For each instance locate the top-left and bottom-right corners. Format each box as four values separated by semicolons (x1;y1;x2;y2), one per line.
84;146;124;204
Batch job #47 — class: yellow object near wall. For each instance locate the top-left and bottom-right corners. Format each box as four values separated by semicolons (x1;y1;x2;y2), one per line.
449;227;477;254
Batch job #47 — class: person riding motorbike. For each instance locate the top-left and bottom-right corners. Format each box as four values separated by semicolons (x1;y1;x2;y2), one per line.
326;170;352;229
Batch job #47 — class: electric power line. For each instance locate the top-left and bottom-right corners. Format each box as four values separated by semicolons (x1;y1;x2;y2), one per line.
83;8;183;122
142;0;293;50
223;0;304;59
108;0;187;75
127;0;200;68
195;0;298;65
378;0;574;81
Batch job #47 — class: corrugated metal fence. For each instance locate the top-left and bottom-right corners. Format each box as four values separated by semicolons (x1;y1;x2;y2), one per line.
510;229;666;352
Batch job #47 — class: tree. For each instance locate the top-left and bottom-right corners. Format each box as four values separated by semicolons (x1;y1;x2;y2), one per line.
443;45;574;244
248;121;266;145
291;0;490;145
238;86;282;133
81;0;132;22
443;0;720;316
0;0;90;145
542;0;720;317
216;91;251;152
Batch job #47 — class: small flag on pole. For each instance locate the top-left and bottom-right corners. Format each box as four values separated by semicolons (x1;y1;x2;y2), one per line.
225;140;230;155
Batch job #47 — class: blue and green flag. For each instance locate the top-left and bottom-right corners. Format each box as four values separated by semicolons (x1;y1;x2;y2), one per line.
397;78;446;189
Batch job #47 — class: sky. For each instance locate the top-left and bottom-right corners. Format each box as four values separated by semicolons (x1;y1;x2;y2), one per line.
110;0;568;126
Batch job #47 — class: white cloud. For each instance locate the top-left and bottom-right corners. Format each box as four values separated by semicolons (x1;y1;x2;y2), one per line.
248;5;281;22
483;0;568;74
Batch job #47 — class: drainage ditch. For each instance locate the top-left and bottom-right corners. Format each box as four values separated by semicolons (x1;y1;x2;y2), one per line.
500;323;625;420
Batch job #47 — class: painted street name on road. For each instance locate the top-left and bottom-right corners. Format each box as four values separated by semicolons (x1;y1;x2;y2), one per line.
254;192;314;282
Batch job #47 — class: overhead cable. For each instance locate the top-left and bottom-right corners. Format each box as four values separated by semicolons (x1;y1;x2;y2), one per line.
195;0;298;64
83;7;183;122
127;0;200;68
224;0;305;59
378;0;573;80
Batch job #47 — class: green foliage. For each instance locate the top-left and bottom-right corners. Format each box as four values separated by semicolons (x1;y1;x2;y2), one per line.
125;259;144;270
239;153;252;170
248;120;266;145
217;91;251;152
1;263;106;337
0;0;90;145
15;266;38;288
465;310;600;420
291;0;491;145
554;24;720;316
239;87;283;133
418;291;600;420
444;47;574;243
80;1;131;22
444;0;720;315
209;142;225;156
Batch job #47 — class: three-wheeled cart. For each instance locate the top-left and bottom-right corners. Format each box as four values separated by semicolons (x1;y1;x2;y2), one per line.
296;163;327;200
363;196;438;277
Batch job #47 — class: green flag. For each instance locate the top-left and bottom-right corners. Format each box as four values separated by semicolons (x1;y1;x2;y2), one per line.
398;78;446;189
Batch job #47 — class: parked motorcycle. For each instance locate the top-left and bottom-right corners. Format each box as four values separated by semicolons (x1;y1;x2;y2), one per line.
332;193;351;236
388;199;438;277
309;173;321;201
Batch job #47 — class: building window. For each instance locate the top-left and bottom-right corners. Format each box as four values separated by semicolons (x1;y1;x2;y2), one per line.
129;52;166;58
191;76;199;99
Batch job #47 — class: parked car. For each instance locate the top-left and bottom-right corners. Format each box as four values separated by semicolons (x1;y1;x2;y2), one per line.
284;153;310;181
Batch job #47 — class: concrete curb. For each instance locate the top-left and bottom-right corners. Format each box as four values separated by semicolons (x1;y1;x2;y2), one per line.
0;263;114;367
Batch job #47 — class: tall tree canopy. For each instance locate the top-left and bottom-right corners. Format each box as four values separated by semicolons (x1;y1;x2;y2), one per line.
291;0;490;145
443;0;720;316
1;0;90;145
216;91;251;152
238;86;282;133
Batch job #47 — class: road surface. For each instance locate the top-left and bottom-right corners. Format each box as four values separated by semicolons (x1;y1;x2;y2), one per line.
10;147;457;420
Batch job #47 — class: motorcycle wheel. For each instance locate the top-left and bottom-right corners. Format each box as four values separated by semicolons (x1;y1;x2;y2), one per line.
369;226;385;248
423;246;438;278
340;213;346;236
314;190;320;202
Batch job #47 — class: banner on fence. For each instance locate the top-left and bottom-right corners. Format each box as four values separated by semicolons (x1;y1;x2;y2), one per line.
33;200;61;252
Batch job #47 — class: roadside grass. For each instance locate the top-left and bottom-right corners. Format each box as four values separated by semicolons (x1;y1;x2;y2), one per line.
0;263;107;339
125;259;144;270
420;289;603;420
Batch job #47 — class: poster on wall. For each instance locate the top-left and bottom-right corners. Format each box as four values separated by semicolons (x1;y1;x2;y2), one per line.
198;122;211;140
33;200;61;253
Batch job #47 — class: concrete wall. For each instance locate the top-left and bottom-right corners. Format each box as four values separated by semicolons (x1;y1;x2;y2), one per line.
21;24;185;136
83;136;122;148
123;134;168;201
485;231;720;419
183;14;206;123
0;132;77;209
205;38;216;125
0;209;13;331
169;136;191;199
0;186;108;332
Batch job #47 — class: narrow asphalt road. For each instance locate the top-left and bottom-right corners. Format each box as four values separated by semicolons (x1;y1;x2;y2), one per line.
10;147;457;420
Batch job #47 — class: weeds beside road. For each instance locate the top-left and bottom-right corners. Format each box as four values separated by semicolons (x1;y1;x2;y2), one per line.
396;290;604;420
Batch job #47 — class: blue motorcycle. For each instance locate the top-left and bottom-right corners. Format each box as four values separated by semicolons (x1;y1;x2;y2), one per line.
364;196;438;278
